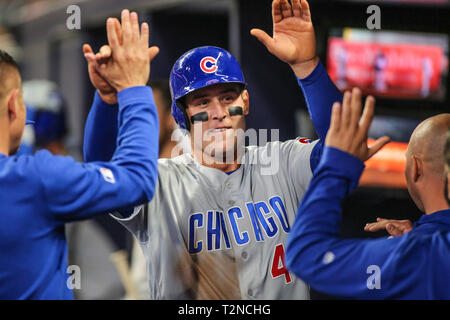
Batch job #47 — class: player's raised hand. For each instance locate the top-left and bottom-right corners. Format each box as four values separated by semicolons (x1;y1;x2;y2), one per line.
325;87;391;161
250;0;318;78
364;218;413;236
92;18;158;64
93;10;159;92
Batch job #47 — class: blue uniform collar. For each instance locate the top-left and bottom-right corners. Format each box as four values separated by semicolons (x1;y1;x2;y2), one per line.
415;209;450;229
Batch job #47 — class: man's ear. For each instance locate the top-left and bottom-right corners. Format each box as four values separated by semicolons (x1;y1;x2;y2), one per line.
412;155;423;183
7;88;19;122
242;89;249;115
447;172;450;203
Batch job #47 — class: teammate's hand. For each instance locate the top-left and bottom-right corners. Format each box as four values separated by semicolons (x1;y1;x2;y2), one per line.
250;0;318;78
83;18;123;103
325;87;391;161
89;10;159;92
364;218;413;236
83;44;117;104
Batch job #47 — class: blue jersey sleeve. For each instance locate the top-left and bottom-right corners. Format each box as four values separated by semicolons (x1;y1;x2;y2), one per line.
285;147;430;299
35;86;159;222
296;61;343;173
297;61;343;141
83;92;119;162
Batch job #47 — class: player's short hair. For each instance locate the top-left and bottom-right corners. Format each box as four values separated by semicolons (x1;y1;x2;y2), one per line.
147;79;171;112
445;129;450;174
0;50;19;70
0;50;20;101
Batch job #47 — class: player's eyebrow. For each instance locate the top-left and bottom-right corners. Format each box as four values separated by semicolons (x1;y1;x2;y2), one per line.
190;93;208;101
219;87;240;95
191;88;238;100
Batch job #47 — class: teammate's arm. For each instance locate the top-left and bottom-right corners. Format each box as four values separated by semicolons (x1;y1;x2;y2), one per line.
39;11;160;220
286;148;448;299
83;91;118;162
83;17;158;163
36;86;158;221
286;88;396;298
285;147;413;299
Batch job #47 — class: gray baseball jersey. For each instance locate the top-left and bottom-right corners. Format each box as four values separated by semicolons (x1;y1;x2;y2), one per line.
112;138;318;299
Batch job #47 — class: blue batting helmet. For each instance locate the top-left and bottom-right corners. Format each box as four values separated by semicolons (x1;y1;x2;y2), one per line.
169;46;247;130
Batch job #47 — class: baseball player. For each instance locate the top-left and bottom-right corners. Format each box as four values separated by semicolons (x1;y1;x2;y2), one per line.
84;0;348;299
0;13;160;299
285;88;450;299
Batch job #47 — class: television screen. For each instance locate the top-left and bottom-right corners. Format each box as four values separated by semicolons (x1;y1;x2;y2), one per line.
327;28;449;101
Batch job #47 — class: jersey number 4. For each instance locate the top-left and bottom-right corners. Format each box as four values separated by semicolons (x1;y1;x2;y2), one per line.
271;244;292;284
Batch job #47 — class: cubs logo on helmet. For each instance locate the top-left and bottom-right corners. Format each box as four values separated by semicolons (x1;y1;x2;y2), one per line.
169;46;247;130
200;57;218;74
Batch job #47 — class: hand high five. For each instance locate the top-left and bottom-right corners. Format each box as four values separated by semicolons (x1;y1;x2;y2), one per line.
325;88;390;161
251;0;318;78
83;10;160;96
83;43;117;103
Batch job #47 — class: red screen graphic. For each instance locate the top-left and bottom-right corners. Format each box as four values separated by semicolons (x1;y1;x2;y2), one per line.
327;31;448;100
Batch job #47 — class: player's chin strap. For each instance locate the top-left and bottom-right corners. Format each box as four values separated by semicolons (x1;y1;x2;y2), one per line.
177;100;192;131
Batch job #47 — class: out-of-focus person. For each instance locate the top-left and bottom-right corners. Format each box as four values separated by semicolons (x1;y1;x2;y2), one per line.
20;80;68;155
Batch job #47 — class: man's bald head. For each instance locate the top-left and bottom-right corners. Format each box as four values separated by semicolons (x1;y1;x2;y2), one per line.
407;114;450;175
405;114;450;213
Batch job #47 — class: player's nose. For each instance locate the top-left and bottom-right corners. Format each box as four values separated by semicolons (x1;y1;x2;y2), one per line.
210;99;227;121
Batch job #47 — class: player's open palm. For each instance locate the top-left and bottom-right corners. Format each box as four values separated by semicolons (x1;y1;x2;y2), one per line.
325;87;390;162
251;0;315;67
94;10;158;92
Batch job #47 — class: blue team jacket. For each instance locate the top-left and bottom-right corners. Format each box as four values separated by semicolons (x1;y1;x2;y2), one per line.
286;146;450;299
0;86;159;299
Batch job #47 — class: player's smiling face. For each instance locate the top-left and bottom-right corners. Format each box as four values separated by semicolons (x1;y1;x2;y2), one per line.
184;83;249;161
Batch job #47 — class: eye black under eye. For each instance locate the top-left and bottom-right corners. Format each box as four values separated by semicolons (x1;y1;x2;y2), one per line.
190;112;209;124
228;106;243;116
